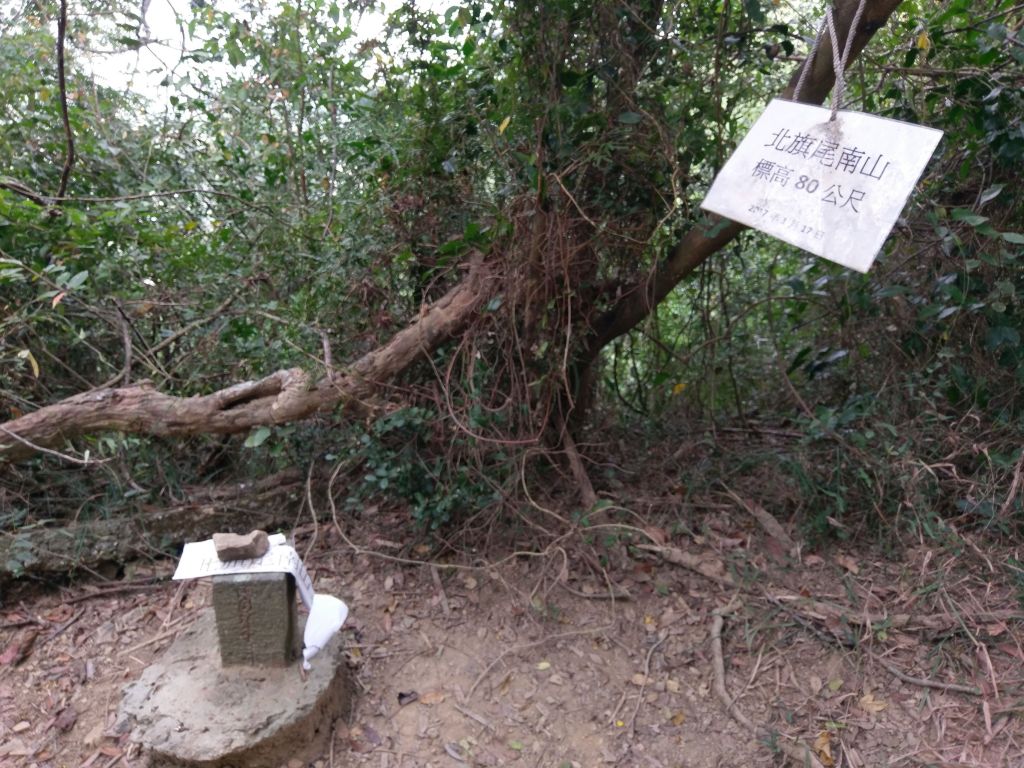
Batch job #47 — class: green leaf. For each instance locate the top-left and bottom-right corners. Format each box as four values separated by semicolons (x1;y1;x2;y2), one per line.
328;2;339;23
244;426;272;448
617;111;643;125
979;184;1004;205
986;326;1020;351
1000;232;1024;245
743;0;766;23
950;208;988;227
225;38;244;67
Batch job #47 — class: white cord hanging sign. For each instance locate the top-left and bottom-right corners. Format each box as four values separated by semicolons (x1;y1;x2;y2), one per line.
701;99;942;273
702;0;942;272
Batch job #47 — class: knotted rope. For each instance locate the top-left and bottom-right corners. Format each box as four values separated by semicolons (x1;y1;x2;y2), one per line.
792;0;870;119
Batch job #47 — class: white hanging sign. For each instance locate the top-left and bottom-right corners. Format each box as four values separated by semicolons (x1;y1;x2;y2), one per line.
701;99;943;273
173;533;349;670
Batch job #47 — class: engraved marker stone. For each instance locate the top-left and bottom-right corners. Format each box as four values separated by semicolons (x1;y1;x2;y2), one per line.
120;534;352;767
212;572;299;667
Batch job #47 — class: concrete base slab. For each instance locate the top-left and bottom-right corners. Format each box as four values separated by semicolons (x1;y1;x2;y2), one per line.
118;608;350;768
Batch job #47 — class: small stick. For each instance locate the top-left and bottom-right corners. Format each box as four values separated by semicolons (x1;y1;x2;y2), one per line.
46;607;84;642
454;703;493;731
117;615;193;657
629;632;668;736
711;610;825;768
872;655;981;696
431;566;452;618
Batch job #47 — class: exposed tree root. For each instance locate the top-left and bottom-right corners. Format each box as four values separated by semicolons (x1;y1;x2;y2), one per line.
711;610;826;768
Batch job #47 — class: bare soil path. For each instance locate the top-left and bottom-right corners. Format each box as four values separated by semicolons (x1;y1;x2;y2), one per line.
2;499;1022;767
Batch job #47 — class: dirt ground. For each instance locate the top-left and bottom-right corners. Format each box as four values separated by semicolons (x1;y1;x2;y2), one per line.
2;495;1023;768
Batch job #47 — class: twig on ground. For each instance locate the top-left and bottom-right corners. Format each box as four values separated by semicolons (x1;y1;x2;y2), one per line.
629;632;668;736
637;544;736;589
722;488;797;552
61;577;168;605
559;582;632;601
454;703;494;731
710;609;825;768
431;565;452;618
466;626;611;701
117;614;194;657
45;608;84;642
872;654;982;696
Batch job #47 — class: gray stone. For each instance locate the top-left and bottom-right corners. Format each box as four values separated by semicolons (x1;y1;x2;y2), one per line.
211;572;299;667
213;530;269;561
118;608;351;768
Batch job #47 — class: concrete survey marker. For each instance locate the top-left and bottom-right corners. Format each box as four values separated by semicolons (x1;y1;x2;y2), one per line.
119;533;352;767
212;572;300;666
120;608;350;768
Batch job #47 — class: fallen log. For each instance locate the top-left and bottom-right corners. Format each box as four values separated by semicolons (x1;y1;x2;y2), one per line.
0;256;490;463
0;469;305;581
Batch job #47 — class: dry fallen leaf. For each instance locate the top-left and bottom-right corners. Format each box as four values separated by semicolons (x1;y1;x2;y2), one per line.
807;674;823;695
536;661;551;670
630;673;648;686
670;711;686;726
859;691;888;714
644;526;669;545
0;738;30;757
804;554;825;567
813;731;834;767
0;630;38;667
834;554;860;575
985;622;1008;638
52;707;77;733
419;690;446;705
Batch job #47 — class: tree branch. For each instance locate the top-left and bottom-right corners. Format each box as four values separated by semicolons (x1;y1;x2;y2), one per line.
0;0;906;464
55;0;75;203
583;0;906;361
0;257;490;462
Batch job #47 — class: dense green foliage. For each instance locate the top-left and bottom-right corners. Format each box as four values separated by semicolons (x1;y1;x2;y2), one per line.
1;0;1023;541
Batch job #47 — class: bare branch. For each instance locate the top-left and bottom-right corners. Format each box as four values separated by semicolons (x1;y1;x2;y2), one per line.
55;0;75;202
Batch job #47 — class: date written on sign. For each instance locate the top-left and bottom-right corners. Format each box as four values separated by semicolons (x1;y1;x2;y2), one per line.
702;99;943;273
